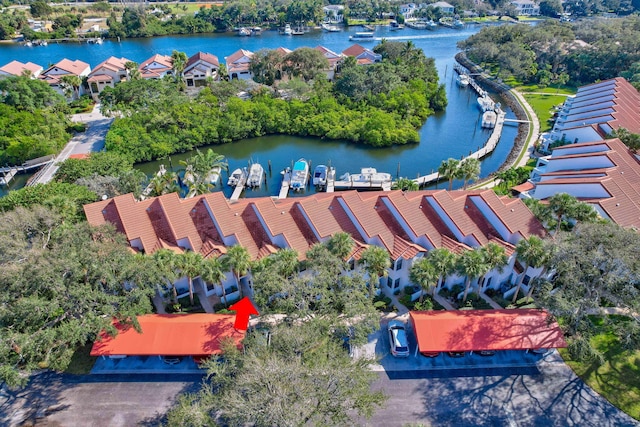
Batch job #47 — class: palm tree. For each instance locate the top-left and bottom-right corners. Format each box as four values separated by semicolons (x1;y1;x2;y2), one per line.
459;158;481;190
60;75;82;100
151;248;179;303
201;256;227;305
360;246;391;299
480;242;508;293
326;232;354;261
124;61;141;80
223;245;252;296
548;193;578;236
271;248;299;277
176;251;204;306
171;50;188;79
409;257;437;303
438;158;460;191
512;236;547;303
427;248;457;294
457;248;490;303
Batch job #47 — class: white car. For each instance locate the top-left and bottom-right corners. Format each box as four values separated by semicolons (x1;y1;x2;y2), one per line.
388;321;410;357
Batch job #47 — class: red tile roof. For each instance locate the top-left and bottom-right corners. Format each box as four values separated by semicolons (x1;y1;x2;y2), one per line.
185;52;220;69
0;60;42;76
84;190;543;262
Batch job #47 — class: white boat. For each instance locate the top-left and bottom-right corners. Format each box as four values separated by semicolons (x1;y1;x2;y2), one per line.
344;167;392;184
349;32;375;41
322;23;341;32
182;165;195;186
227;168;246;187
251;27;262;35
481;111;497;129
282;24;292;35
238;27;251;36
457;74;470;87
478;94;495;112
389;20;403;30
290;158;309;191
246;163;264;188
453;19;464;29
291;27;305;35
206;166;221;186
312;164;333;186
362;24;375;31
87;37;103;44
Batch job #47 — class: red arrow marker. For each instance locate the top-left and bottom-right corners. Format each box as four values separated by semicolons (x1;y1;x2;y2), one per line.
229;297;259;331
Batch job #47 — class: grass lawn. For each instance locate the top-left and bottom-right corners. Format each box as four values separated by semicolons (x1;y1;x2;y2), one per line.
518;84;576;95
65;343;97;375
521;92;569;132
560;317;640;421
170;3;223;15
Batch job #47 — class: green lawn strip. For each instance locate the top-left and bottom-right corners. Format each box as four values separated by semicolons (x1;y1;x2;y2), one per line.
522;93;568;132
559;317;640;421
65;343;97;375
517;84;576;95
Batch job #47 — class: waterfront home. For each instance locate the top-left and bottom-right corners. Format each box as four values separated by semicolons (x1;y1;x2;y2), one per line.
432;1;455;14
39;59;91;98
84;189;545;309
399;3;419;19
183;52;220;87
225;49;254;80
138;54;174;80
0;60;43;78
314;46;343;80
539;78;640;153
86;56;132;100
510;0;540;16
323;5;344;23
520;138;640;229
342;44;382;65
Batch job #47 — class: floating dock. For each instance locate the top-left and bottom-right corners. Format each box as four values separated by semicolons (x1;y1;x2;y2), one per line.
0;169;17;186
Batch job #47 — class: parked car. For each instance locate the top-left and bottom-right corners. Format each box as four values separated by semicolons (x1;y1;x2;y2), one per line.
447;351;465;358
478;350;495;356
162;356;182;365
421;351;440;358
387;320;410;357
530;348;550;355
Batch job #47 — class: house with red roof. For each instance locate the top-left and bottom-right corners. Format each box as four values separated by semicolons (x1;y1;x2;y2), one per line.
539;78;640;152
183;52;220;88
0;60;43;78
86;56;132;100
315;46;343;80
225;49;254;80
84;190;545;308
39;59;91;98
342;44;382;65
138;54;174;80
523;138;640;229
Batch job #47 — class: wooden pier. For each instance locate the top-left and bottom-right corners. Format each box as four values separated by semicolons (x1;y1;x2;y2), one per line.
0;169;17;186
278;169;292;199
333;179;392;191
0;155;56;186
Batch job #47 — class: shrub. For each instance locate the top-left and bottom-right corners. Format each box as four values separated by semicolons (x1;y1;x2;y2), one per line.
373;294;394;312
414;299;433;311
399;294;414;309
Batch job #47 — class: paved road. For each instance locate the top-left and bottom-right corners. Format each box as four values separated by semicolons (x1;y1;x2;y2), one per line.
32;105;113;185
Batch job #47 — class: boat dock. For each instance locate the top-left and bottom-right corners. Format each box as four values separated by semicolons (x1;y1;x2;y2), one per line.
0;155;56;186
278;168;292;199
333;180;392;191
413;64;507;187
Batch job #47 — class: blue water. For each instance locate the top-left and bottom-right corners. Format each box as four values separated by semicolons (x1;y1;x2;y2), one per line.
0;24;520;197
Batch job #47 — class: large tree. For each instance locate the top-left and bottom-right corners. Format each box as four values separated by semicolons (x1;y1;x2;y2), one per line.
427;247;458;294
250;48;284;86
457;248;490;303
167;319;386;426
282;47;330;82
0;76;65;111
438;158;460;191
458;157;481;190
511;235;548;303
223;245;252;296
409;257;437;302
538;222;640;362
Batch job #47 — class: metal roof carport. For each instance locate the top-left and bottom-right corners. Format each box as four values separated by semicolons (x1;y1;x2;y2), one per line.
90;314;245;357
409;309;567;355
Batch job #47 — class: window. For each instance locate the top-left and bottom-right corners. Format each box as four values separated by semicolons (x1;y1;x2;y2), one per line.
395;258;403;270
523;275;531;285
394;278;401;289
387;277;393;288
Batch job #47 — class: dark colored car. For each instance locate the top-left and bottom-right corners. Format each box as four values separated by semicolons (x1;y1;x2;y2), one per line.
447;351;465;358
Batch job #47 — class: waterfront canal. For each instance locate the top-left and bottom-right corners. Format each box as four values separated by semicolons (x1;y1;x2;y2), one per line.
0;24;520;197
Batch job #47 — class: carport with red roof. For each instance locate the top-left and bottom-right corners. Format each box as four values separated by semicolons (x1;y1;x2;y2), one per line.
91;314;245;358
409;309;567;356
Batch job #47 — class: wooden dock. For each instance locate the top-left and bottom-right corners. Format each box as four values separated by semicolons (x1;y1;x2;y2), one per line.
0;155;56;186
325;168;336;193
278;169;292;199
333;179;392;191
0;169;17;186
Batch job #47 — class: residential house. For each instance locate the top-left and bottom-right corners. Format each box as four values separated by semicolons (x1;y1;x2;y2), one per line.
84;189;545;308
323;5;345;23
138;54;173;80
510;0;540;16
342;44;382;65
399;3;419;19
225;49;254;80
0;60;43;78
86;56;132;100
183;52;220;88
539;78;640;152
315;46;343;80
39;59;91;98
522;138;640;229
432;1;455;14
